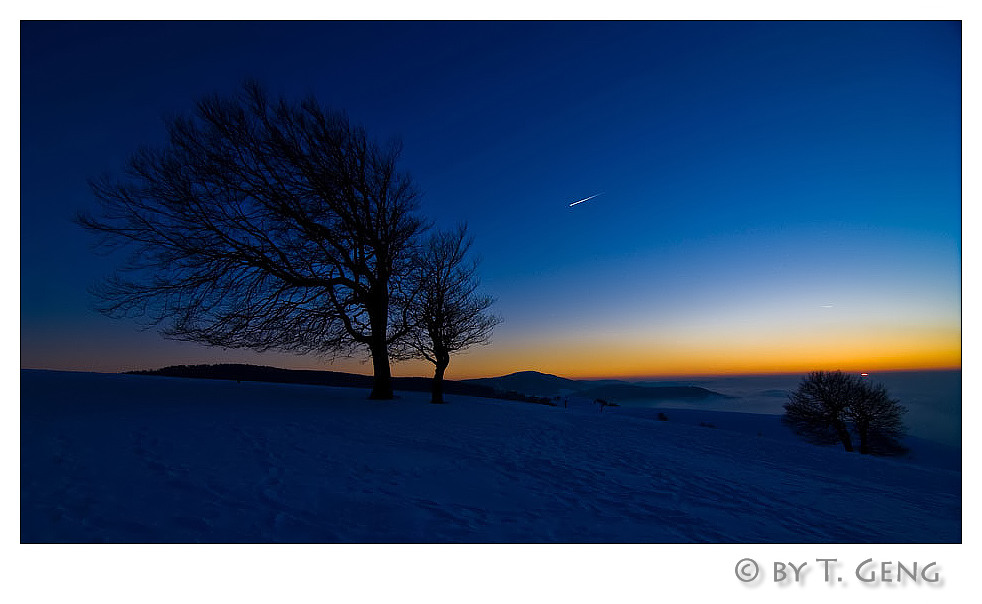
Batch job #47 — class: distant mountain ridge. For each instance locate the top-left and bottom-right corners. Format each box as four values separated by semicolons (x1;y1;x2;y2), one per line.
464;370;729;402
129;365;729;405
463;371;583;394
126;364;556;405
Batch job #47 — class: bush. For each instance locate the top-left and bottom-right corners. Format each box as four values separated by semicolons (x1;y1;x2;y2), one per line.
783;370;907;456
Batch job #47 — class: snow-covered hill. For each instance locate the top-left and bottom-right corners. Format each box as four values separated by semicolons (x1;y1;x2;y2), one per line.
21;370;960;543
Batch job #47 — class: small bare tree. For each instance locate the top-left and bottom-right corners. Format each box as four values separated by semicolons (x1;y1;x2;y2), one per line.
783;370;907;455
407;225;499;404
76;82;427;399
783;370;857;451
846;380;907;455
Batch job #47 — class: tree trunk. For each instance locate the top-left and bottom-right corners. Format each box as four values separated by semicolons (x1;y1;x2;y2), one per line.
431;356;449;404
834;420;854;452
368;338;394;400
857;427;870;454
366;288;394;400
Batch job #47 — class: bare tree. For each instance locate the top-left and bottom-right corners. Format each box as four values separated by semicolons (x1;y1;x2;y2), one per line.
783;370;857;451
407;225;499;404
76;82;427;400
846;380;907;455
783;370;907;456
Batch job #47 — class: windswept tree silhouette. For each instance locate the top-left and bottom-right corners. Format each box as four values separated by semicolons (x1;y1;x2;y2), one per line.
783;370;857;451
76;82;427;400
406;224;499;404
846;379;908;455
783;370;907;455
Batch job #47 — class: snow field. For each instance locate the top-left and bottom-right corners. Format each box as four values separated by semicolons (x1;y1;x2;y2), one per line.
21;370;960;543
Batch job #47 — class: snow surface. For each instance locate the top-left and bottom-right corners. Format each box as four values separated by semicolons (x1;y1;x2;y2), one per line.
21;370;960;543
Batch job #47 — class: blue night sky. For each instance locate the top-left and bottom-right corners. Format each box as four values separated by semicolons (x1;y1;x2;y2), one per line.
20;20;961;379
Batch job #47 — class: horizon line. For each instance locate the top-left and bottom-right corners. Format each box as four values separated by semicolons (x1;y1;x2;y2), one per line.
21;363;964;382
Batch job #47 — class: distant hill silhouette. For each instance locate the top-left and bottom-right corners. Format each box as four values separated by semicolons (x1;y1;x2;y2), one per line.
130;365;728;406
128;364;557;406
574;383;727;402
464;371;585;395
464;370;729;402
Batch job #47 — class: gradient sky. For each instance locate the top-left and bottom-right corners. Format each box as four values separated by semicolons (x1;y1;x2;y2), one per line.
20;21;961;379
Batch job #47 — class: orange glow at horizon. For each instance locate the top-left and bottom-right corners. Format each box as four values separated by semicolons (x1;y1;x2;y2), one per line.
24;319;960;382
24;330;960;381
428;324;961;380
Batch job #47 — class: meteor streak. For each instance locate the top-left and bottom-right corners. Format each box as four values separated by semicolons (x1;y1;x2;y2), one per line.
569;193;603;207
